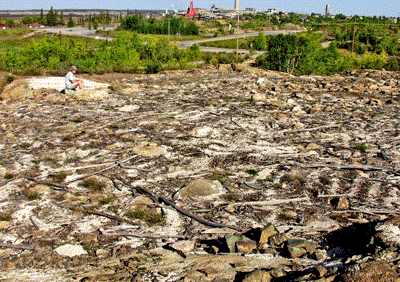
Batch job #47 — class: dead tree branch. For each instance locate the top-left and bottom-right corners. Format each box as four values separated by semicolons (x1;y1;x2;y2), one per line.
118;178;242;232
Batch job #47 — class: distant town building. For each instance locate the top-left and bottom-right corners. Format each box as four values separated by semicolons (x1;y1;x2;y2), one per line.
245;8;256;12
265;8;277;15
185;1;198;17
325;4;331;17
234;0;239;11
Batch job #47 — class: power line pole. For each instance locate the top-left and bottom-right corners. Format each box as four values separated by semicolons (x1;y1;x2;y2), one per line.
168;18;171;42
236;3;239;62
352;16;357;53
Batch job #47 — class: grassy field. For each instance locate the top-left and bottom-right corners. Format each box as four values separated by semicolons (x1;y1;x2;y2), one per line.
0;28;33;38
96;29;209;42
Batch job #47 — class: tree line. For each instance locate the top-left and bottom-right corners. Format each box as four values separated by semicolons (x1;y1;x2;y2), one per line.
252;32;399;75
0;7;115;28
119;15;199;36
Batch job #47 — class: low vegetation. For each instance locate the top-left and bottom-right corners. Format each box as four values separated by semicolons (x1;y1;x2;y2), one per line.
78;177;106;192
0;32;202;75
125;208;164;224
0;12;398;76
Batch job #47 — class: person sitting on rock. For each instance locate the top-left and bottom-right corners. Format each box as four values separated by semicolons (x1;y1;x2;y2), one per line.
65;65;83;90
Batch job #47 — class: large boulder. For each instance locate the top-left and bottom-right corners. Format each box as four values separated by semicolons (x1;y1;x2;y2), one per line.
178;178;225;198
1;76;110;101
1;79;34;101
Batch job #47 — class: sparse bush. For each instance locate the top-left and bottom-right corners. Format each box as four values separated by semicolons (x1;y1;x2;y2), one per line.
78;177;106;191
51;172;67;183
0;213;11;221
245;169;258;176
4;173;13;180
99;196;115;205
20;142;31;149
281;172;307;191
71;117;84;123
354;143;367;152
22;189;41;200
125;208;163;224
5;75;15;84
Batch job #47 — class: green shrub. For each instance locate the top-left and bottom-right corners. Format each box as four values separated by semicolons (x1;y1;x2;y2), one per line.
354;143;367;152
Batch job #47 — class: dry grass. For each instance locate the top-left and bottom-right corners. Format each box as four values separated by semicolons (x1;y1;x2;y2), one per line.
21;189;41;201
78;177;106;192
125;208;164;224
50;171;67;183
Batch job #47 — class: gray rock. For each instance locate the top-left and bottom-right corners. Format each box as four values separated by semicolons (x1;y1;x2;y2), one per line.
286;239;320;256
179;178;224;198
226;234;242;253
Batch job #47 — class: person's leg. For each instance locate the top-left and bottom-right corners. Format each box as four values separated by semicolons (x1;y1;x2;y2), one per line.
66;84;77;90
73;80;83;89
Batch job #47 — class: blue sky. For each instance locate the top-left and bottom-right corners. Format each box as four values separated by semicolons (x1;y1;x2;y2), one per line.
1;0;399;17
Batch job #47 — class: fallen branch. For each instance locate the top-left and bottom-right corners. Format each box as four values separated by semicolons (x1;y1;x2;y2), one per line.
29;216;40;230
278;124;341;134
0;178;15;188
350;207;400;216
241;181;264;190
0;242;35;250
103;232;185;239
318;193;354;198
230;117;246;129
65;205;139;226
53;162;114;172
339;176;400;189
234;197;309;206
305;163;397;174
118;178;241;232
26;177;68;191
66;155;138;184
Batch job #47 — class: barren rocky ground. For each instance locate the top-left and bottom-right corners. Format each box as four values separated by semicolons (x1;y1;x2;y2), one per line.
0;66;400;281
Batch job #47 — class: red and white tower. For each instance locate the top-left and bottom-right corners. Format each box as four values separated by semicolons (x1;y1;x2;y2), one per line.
185;2;198;17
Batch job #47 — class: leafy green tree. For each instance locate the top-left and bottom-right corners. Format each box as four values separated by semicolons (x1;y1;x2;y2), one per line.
254;31;267;50
254;34;308;73
46;7;58;26
5;18;16;27
119;15;199;36
59;12;65;25
335;14;347;20
67;16;75;28
21;16;35;25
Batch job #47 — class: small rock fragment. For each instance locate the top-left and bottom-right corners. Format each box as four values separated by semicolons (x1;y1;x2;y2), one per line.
54;244;88;257
236;240;257;254
331;197;350;210
170;240;195;253
259;223;279;244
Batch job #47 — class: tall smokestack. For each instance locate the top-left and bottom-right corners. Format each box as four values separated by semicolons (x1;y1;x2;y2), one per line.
234;0;239;11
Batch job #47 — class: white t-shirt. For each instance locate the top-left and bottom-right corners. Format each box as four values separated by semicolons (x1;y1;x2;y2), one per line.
65;71;75;87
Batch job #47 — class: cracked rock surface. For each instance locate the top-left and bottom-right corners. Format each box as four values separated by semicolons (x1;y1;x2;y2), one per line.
1;67;400;281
